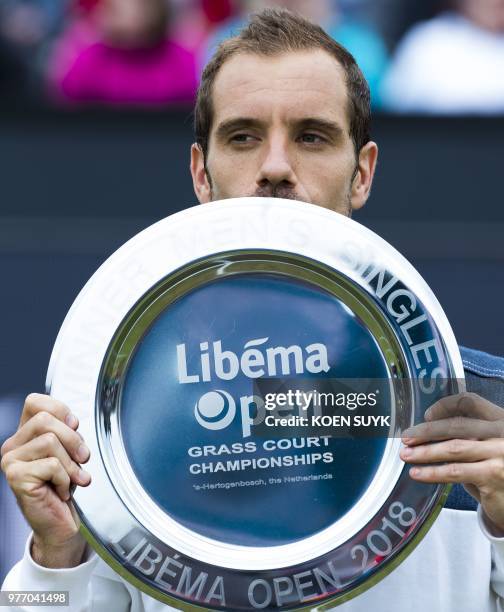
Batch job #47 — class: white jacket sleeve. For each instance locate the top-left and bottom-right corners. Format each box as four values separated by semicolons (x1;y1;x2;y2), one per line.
0;533;125;612
477;506;504;602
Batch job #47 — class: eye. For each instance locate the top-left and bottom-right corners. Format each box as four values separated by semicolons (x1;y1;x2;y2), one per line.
230;134;257;144
299;133;326;144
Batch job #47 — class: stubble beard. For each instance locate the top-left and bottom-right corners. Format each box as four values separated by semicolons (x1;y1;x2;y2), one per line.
205;170;354;218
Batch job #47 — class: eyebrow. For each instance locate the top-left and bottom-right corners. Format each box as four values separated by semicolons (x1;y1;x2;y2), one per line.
294;118;344;138
214;116;345;142
214;118;266;141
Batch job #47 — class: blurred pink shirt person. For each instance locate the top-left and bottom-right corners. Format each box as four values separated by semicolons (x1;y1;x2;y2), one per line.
48;0;198;106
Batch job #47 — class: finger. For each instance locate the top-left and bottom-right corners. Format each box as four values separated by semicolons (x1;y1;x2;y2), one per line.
1;412;89;464
408;459;496;487
20;393;78;429
402;417;503;445
1;433;90;486
6;457;72;502
464;483;481;502
425;392;504;423
400;438;504;464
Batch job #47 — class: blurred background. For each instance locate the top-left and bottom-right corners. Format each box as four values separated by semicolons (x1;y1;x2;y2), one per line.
1;0;504;585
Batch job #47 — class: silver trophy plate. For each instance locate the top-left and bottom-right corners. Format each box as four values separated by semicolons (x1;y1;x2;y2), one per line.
47;198;464;610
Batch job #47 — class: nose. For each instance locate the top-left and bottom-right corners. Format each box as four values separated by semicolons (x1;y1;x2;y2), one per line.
255;138;297;194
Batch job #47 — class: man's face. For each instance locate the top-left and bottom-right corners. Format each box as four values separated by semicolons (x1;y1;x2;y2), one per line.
191;50;378;215
96;0;167;48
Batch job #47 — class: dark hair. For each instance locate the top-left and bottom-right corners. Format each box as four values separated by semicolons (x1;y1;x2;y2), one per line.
194;7;371;162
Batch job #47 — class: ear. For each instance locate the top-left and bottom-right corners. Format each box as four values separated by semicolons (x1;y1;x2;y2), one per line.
350;141;379;212
190;143;212;204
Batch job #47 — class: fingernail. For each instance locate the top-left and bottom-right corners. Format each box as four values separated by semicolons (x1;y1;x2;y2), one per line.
402;437;413;445
410;467;421;477
65;413;78;428
401;447;412;459
76;444;90;462
78;469;91;484
424;408;432;421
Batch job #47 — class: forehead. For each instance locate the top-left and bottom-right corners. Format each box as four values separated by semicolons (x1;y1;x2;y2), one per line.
211;50;350;131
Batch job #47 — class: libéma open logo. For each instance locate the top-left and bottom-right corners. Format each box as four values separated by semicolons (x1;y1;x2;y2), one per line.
176;338;330;438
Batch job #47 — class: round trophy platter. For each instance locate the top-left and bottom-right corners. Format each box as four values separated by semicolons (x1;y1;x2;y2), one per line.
46;198;464;611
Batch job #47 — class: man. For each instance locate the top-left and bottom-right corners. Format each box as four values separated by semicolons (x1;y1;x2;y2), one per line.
2;8;504;611
382;0;504;113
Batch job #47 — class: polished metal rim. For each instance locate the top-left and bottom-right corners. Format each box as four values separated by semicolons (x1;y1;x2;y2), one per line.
46;198;465;611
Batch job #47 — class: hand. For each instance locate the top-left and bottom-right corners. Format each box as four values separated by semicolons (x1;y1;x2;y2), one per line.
0;394;92;567
400;392;504;534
